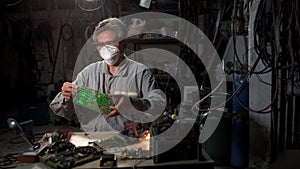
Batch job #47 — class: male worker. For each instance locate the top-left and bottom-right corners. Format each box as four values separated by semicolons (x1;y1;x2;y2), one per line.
50;17;166;132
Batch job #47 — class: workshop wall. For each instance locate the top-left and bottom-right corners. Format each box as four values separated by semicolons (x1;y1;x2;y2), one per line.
0;0;119;109
0;0;185;128
0;0;120;127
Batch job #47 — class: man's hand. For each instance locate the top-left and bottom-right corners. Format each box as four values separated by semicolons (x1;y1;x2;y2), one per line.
106;96;131;118
61;82;77;100
107;105;120;118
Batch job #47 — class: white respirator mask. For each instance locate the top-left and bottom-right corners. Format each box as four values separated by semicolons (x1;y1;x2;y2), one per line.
100;45;120;65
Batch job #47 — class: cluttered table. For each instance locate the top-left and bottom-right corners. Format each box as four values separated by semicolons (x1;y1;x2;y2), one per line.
15;132;214;169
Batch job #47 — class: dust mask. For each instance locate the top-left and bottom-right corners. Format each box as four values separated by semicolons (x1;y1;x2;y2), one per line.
100;45;120;65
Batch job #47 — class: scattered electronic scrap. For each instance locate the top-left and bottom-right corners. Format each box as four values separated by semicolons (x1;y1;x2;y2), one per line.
38;130;104;169
39;142;102;169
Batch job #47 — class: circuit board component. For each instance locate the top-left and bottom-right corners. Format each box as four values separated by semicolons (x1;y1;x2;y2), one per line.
74;84;112;115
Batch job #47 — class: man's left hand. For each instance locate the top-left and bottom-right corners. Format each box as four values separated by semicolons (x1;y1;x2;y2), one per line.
106;96;131;118
107;105;120;118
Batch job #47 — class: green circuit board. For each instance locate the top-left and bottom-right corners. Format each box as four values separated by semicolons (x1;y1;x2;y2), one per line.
74;84;112;115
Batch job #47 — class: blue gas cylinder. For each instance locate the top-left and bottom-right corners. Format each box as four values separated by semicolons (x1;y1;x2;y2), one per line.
231;76;249;169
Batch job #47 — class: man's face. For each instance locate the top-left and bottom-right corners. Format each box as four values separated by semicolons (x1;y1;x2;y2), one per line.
96;30;119;51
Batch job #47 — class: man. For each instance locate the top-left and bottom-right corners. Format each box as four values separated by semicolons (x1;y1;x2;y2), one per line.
50;18;166;132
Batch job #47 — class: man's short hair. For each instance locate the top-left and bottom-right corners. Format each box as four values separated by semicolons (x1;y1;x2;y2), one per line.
93;18;128;42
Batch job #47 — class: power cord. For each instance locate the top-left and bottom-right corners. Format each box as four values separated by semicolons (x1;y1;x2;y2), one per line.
0;153;19;169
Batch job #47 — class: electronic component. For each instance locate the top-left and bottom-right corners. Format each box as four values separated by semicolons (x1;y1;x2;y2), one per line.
17;144;48;163
120;148;151;159
99;153;117;167
120;122;143;138
150;114;175;136
49;141;75;153
73;85;113;115
40;142;102;169
96;135;128;148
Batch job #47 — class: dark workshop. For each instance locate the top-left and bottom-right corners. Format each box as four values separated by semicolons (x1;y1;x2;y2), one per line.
0;0;299;169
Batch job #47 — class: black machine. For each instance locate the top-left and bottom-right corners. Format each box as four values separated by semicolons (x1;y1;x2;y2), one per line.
150;113;203;163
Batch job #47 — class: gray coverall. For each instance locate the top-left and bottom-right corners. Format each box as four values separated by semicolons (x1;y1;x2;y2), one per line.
50;57;166;132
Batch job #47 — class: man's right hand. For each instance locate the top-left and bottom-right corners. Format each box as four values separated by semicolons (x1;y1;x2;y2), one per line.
61;82;77;100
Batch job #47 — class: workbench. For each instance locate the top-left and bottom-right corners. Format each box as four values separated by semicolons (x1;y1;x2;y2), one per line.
16;132;214;169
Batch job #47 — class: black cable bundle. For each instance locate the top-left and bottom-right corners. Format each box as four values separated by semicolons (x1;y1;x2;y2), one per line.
253;0;275;75
254;0;300;77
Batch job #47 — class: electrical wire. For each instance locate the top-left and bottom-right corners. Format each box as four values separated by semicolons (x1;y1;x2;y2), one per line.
77;0;104;12
233;71;279;113
124;40;270;114
5;0;23;7
231;0;248;74
250;0;300;153
237;0;300;113
192;48;273;114
255;74;272;86
8;133;44;144
191;76;226;113
253;0;274;75
253;0;300;79
51;24;73;83
232;0;272;113
0;153;19;169
47;0;59;30
101;0;105;19
191;1;268;113
231;0;279;113
103;0;112;18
